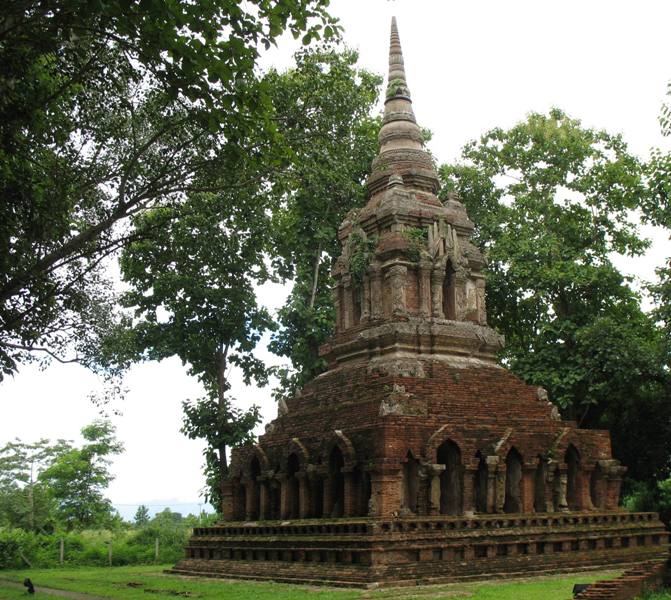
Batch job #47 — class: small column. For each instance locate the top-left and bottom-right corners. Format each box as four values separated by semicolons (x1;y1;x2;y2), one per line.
429;474;441;515
431;267;445;318
370;263;383;320
386;264;408;317
486;456;499;513
462;465;477;516
422;463;444;516
545;460;558;512
454;272;468;321
297;471;310;519
258;477;269;520
495;463;506;513
475;277;487;325
429;473;440;515
277;473;290;519
221;480;235;521
605;466;627;510
418;260;432;318
557;469;569;512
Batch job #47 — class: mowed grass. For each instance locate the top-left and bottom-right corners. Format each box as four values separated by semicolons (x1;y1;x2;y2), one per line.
0;565;626;600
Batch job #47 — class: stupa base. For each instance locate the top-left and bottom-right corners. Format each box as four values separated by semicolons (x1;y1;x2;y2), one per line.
167;511;669;588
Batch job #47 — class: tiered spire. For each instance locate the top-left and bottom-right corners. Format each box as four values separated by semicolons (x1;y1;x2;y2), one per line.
386;17;412;103
367;17;440;197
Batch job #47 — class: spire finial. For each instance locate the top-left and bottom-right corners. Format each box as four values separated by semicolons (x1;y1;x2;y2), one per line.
387;16;410;100
365;17;440;198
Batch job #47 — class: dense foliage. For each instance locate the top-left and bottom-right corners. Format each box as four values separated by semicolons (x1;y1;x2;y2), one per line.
440;109;671;488
116;46;380;507
0;0;337;380
267;48;380;397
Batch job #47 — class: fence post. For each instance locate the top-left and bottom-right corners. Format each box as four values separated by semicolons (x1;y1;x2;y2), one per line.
107;541;112;567
155;538;159;562
59;539;64;566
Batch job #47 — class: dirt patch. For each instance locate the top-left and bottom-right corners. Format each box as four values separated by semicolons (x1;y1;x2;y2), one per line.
126;581;200;597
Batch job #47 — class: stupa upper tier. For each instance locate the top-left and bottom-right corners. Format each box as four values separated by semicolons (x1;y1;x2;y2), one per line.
366;17;441;199
325;17;504;369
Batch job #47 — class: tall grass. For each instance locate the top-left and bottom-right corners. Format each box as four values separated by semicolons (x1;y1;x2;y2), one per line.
0;526;189;569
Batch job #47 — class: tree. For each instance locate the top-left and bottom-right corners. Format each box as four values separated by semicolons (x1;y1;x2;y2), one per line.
267;46;381;396
0;0;337;379
645;80;671;345
118;184;272;509
134;505;150;528
440;108;671;484
40;420;123;530
115;45;381;508
0;438;71;531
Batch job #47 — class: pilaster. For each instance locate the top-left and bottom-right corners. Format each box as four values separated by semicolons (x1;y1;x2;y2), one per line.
386;264;407;317
370;263;383;320
418;261;431;317
431;267;445;318
485;456;499;513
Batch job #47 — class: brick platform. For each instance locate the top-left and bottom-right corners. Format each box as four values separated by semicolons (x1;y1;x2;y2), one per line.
169;512;668;588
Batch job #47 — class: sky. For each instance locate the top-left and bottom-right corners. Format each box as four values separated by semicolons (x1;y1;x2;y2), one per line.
1;0;671;515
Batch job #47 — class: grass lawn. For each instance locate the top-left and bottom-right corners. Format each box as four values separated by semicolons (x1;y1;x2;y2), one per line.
0;565;630;600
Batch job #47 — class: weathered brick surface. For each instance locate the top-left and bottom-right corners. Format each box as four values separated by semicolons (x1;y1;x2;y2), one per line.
169;513;669;587
572;560;668;600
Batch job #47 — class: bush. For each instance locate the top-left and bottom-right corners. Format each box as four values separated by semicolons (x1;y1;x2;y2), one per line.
0;526;191;569
623;478;671;528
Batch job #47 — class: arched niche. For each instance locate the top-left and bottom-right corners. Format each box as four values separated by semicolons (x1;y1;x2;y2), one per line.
442;260;456;320
352;286;362;324
269;465;281;520
565;444;581;510
287;453;301;519
437;440;462;515
402;450;420;514
350;463;370;517
328;446;345;518
236;481;247;520
504;447;523;514
249;456;261;519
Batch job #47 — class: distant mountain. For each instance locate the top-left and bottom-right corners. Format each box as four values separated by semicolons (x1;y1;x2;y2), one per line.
113;500;215;522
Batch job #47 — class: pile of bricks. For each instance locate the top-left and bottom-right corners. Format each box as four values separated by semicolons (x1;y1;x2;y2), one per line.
572;559;668;600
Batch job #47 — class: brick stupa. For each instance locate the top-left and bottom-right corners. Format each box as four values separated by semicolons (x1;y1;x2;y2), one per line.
170;18;669;587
